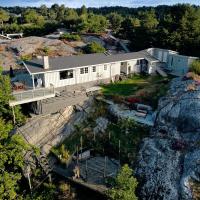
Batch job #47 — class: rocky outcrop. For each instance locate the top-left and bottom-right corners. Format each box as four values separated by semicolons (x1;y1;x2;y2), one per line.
136;77;200;200
93;117;109;135
8;36;76;56
18;97;94;154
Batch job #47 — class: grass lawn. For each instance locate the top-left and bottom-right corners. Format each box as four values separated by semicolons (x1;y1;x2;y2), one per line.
102;74;166;96
101;74;171;109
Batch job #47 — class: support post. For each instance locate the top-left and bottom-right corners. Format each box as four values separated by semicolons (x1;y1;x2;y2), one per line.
85;159;88;182
104;156;107;179
110;64;112;82
76;146;79;165
32;74;35;90
27;165;32;193
80;136;83;160
48;174;52;183
109;131;111;141
118;140;121;167
12;106;16;124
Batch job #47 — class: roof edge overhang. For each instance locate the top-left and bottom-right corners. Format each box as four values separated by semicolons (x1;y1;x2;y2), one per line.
29;57;148;75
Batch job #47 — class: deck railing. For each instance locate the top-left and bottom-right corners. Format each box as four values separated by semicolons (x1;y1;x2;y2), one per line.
10;87;55;106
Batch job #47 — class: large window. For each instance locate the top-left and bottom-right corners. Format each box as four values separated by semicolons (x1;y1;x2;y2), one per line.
60;70;73;80
80;67;89;74
104;65;107;70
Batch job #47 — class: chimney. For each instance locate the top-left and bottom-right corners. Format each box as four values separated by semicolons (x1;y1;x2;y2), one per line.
43;56;49;69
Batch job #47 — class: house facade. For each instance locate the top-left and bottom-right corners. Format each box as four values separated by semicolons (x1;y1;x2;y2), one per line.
22;50;159;90
9;48;197;108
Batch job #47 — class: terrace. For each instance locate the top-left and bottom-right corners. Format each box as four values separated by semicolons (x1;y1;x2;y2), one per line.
9;70;55;106
9;87;55;106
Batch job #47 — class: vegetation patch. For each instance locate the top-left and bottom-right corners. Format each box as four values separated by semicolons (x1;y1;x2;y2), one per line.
189;180;200;200
83;41;106;54
106;164;138;200
102;74;170;109
60;33;81;41
190;60;200;75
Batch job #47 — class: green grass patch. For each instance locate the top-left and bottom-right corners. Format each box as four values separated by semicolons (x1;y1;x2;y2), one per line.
102;74;165;96
101;74;171;109
60;33;81;41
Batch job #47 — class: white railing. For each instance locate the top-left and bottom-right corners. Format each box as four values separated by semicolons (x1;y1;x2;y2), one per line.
10;87;55;106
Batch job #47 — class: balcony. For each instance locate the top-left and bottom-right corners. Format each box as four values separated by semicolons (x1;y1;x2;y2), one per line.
9;87;56;106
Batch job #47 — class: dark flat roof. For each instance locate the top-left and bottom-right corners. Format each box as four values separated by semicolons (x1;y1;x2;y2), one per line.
24;50;158;74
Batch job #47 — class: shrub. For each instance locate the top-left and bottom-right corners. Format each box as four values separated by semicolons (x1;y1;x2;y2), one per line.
83;41;106;54
60;33;81;41
60;144;71;163
43;46;50;55
106;164;138;200
190;59;200;75
20;54;32;61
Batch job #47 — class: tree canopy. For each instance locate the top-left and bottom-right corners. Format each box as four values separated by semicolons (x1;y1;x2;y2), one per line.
0;68;25;124
190;59;200;75
107;164;138;200
0;118;30;200
83;41;106;54
23;9;45;25
0;8;9;25
1;4;200;56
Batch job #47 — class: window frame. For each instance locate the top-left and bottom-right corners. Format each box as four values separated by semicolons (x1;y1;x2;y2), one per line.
80;67;89;74
80;68;84;74
59;70;74;80
85;67;88;74
92;66;96;72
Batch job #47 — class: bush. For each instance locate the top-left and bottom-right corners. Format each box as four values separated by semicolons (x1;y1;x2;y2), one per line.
60;33;81;41
1;22;60;36
190;59;200;75
106;164;138;200
20;54;32;61
83;41;106;54
52;144;71;166
43;46;50;55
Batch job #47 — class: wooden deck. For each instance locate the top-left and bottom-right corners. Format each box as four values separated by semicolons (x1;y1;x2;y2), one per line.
9;87;55;106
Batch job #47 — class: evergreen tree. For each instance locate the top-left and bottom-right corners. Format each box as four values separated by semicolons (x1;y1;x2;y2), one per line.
0;67;25;124
107;164;138;200
0;9;10;25
0;118;30;200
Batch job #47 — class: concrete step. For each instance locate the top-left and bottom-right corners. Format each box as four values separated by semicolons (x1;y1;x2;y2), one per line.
156;66;168;77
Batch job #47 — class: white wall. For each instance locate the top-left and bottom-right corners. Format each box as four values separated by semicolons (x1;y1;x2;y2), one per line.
44;71;76;88
167;54;197;76
147;48;178;63
128;60;141;73
120;60;141;74
44;62;121;88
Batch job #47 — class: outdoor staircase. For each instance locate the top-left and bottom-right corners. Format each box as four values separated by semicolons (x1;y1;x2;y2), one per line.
156;66;168;77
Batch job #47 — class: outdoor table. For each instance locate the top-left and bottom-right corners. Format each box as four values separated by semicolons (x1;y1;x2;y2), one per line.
13;82;25;90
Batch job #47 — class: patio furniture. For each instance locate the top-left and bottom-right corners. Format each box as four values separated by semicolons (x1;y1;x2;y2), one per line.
13;82;25;91
135;111;147;118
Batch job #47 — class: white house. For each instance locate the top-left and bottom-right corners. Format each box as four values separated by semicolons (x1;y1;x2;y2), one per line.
9;48;197;107
22;50;159;90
